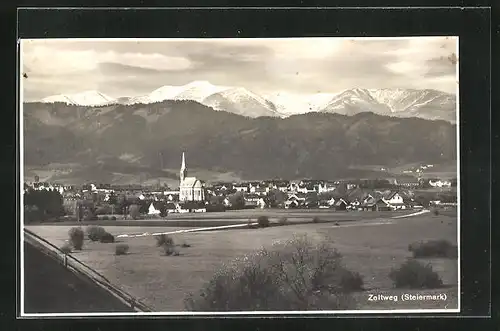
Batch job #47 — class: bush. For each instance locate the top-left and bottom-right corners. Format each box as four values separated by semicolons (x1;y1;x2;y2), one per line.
111;216;117;220
86;225;107;241
155;234;174;247
68;227;84;250
389;259;443;289
278;217;288;226
312;216;321;223
339;269;364;292
101;215;109;221
184;234;362;311
408;240;458;258
257;216;270;228
433;209;440;216
129;204;141;220
115;244;129;255
60;243;72;254
163;244;179;256
99;232;115;243
95;205;112;215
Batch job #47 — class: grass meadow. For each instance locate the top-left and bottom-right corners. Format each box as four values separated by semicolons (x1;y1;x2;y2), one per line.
25;211;458;312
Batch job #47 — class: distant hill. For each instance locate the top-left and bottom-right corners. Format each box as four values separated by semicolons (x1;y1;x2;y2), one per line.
23;100;457;184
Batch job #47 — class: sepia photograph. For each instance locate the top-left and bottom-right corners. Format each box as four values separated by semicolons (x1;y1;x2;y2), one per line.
20;37;459;316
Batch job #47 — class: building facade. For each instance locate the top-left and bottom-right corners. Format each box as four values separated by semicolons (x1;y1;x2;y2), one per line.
179;152;205;202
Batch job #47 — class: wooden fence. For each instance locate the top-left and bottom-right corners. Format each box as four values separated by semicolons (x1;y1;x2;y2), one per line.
23;228;153;313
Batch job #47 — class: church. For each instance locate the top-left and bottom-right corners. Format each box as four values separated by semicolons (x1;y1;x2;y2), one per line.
179;152;205;202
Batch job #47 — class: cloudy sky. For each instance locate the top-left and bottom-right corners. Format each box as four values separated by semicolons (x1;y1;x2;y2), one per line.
21;37;458;101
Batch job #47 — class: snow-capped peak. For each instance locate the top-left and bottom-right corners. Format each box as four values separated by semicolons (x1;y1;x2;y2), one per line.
264;91;338;115
174;81;231;102
41;90;116;106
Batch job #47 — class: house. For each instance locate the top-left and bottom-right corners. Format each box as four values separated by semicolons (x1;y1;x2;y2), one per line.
346;183;358;190
233;184;248;192
348;199;362;210
375;199;392;211
148;202;164;216
318;183;335;194
182;201;207;213
396;177;420;188
253;186;269;196
428;179;452;188
288;182;299;192
163;190;180;202
383;191;404;205
244;194;266;208
361;195;377;211
271;180;290;192
165;203;178;213
334;198;348;211
223;197;231;207
406;199;424;210
318;197;335;209
297;183;316;194
284;193;307;209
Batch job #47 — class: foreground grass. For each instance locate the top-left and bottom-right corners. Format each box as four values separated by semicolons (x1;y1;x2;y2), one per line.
25;214;458;311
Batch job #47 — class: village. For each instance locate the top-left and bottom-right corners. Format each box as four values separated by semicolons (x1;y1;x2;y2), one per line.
23;168;457;223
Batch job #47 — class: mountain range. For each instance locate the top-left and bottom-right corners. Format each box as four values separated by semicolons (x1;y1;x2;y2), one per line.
38;81;457;123
23;99;457;185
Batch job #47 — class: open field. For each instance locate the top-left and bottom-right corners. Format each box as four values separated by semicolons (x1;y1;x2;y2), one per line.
25;210;458;312
35;209;411;227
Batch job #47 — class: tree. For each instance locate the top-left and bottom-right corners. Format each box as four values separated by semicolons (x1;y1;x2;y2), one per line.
318;192;337;201
209;195;225;205
116;194;129;215
229;192;245;209
266;189;286;208
108;192;117;205
129;204;141;220
24;188;65;219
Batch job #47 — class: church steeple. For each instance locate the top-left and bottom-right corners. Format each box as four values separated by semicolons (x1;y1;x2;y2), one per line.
180;152;188;183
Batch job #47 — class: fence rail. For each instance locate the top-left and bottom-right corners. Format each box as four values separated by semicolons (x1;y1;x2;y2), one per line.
23;228;153;313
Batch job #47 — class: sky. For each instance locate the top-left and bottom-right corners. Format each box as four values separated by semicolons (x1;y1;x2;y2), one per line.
21;37;458;101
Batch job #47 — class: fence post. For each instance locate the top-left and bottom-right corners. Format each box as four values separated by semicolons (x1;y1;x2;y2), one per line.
63;253;67;268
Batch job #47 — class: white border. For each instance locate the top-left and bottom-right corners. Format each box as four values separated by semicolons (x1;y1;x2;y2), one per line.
19;38;25;316
19;36;461;317
455;37;461;312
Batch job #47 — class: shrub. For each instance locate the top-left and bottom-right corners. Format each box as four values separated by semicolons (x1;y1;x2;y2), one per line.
129;204;141;220
408;240;458;259
433;209;440;216
184;234;361;311
312;216;321;223
278;217;288;226
155;234;174;247
86;225;107;241
339;270;364;292
257;216;270;228
110;216;117;220
60;243;72;254
163;244;179;256
68;227;84;250
115;244;129;255
389;259;443;289
95;205;112;215
102;215;109;221
99;232;115;243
